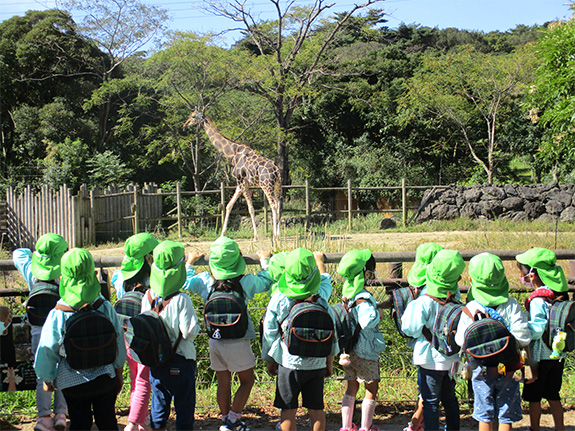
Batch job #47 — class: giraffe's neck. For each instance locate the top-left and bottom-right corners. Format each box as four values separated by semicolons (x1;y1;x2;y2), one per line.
203;118;241;160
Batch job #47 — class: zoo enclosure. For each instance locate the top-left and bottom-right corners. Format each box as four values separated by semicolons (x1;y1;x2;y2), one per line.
4;179;442;249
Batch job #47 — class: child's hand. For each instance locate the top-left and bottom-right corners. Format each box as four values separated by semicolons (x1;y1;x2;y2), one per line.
266;360;278;376
313;251;326;274
43;382;56;392
187;251;204;266
256;250;271;259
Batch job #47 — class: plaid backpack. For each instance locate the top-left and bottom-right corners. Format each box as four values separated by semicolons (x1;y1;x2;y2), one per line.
114;291;145;330
56;298;117;370
462;306;519;368
431;298;465;356
26;281;60;326
281;295;335;358
204;283;248;340
544;300;575;352
331;298;367;354
391;286;421;337
126;290;182;369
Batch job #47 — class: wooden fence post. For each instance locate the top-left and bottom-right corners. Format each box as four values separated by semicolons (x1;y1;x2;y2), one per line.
348;179;353;230
133;185;139;235
305;177;310;231
402;177;407;227
176;182;183;238
220;182;226;227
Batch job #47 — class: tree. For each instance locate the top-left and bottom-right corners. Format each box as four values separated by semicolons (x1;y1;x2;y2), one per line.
201;0;385;185
527;13;575;180
400;45;536;184
57;0;169;149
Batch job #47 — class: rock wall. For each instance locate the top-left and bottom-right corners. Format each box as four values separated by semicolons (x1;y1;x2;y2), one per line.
417;183;575;223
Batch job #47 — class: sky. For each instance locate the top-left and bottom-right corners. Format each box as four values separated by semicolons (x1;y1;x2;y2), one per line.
0;0;573;46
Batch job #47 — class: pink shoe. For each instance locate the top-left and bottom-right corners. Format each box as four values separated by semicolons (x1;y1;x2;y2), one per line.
53;414;67;431
34;417;54;431
125;423;137;431
340;424;358;431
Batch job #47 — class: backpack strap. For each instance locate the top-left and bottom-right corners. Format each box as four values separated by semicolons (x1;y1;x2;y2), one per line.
525;287;555;312
55;298;106;313
146;290;183;353
345;297;369;348
421;293;453;343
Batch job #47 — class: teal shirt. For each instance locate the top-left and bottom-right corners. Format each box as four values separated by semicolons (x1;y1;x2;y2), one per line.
528;295;554;362
347;290;386;361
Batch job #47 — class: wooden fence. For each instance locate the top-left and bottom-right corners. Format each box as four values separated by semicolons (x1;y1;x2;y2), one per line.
4;179;437;248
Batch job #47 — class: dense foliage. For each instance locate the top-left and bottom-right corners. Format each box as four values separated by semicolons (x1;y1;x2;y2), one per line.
1;1;574;204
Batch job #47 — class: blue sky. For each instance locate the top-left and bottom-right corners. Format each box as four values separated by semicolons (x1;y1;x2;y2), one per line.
1;0;572;45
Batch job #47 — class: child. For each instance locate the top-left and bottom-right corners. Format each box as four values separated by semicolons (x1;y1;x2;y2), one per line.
516;247;568;431
401;249;464;431
403;242;443;431
34;248;126;431
184;236;273;431
0;305;13;335
262;248;338;431
455;252;531;431
112;232;159;431
13;233;69;431
143;240;200;431
337;249;386;431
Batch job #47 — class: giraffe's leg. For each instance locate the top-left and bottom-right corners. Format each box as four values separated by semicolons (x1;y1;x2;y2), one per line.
263;189;281;238
222;185;243;237
242;188;259;241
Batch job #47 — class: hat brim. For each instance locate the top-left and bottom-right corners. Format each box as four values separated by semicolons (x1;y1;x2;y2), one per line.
278;270;320;300
121;257;145;281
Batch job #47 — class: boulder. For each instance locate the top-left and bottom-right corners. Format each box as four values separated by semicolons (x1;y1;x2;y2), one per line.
463;188;482;202
460;203;481;218
536;213;557;223
478;200;503;218
438;189;458;205
524;201;544;219
545;200;565;215
432;204;459;219
378;218;397;230
503;184;518;197
560;206;575;223
482;186;506;200
518;186;540;201
501;197;523;211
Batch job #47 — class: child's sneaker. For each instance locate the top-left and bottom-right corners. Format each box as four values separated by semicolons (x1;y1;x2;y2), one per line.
124;423;138;431
34;417;55;431
53;414;67;431
359;427;379;431
341;425;358;431
220;418;251;431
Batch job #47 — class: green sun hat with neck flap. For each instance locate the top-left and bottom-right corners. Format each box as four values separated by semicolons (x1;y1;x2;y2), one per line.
278;248;321;300
209;236;246;280
337;249;372;299
150;240;186;298
407;242;444;287
468;252;509;307
59;248;101;309
268;252;288;296
425;249;465;298
516;247;568;292
31;233;69;281
121;233;159;280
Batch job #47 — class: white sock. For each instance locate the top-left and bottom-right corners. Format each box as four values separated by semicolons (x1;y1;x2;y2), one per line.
341;394;356;430
228;411;241;423
361;398;376;430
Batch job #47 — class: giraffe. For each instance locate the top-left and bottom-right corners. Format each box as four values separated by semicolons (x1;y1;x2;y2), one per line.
183;108;282;240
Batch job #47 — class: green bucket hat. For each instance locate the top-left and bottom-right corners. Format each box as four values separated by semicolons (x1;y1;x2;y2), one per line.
209;236;246;280
150;240;186;298
516;247;568;293
268;252;288;296
425;249;465;298
59;248;101;309
31;233;69;281
407;242;444;287
337;249;372;299
468;252;509;307
278;248;321;300
121;233;159;280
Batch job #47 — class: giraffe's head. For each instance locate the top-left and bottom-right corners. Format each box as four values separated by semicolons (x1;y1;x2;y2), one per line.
183;108;205;129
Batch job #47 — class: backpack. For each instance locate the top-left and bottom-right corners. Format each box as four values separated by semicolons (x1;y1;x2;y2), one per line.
391;286;421;337
114;291;145;330
56;298;117;370
25;281;60;326
430;297;465;356
125;290;182;369
204;281;248;340
461;306;519;368
331;298;367;354
281;295;335;358
544;300;575;352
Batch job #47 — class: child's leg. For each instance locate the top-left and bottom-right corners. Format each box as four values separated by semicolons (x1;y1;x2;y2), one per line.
128;350;152;425
528;401;542;431
410;397;424;429
308;408;326;431
31;329;53;419
497;423;512;431
548;400;564;431
342;380;359;430
230;367;255;415
417;367;441;431
280;409;297;431
216;370;233;417
439;371;459;431
360;380;379;430
478;422;493;431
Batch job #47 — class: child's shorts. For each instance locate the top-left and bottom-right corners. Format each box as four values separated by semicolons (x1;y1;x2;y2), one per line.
471;366;522;424
274;365;325;410
343;352;380;383
523;359;564;402
208;338;256;372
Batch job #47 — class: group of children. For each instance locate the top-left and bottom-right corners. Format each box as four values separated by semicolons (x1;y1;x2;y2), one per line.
6;233;571;431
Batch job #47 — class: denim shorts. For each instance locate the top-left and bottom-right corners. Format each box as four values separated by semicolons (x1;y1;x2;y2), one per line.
471;366;522;424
